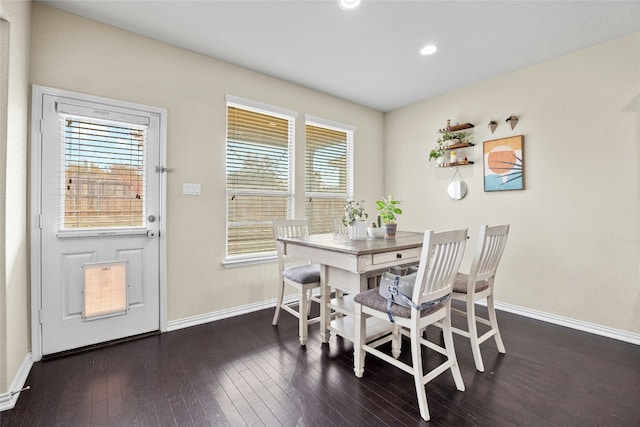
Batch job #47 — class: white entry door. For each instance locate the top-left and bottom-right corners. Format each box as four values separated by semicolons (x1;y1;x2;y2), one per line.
34;88;165;356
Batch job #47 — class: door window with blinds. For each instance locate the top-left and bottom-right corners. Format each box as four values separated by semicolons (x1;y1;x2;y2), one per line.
226;96;296;259
305;117;354;234
57;103;149;233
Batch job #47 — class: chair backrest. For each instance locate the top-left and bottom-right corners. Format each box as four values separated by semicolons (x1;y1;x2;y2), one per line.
333;217;348;235
468;224;510;284
412;229;468;305
273;219;312;268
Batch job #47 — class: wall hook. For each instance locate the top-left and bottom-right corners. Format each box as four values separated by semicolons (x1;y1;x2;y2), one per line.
506;114;518;130
488;119;498;134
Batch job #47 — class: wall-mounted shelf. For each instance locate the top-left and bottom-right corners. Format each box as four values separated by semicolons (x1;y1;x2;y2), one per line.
438;122;475;133
444;142;474;151
432;120;475;167
439;160;474;168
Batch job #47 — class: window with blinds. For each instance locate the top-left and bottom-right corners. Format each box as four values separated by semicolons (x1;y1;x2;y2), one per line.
61;115;147;229
305;119;353;233
226;99;295;258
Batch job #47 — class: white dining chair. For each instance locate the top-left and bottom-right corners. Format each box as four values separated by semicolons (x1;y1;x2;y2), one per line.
332;217;348;235
353;228;468;421
450;224;510;372
272;219;321;346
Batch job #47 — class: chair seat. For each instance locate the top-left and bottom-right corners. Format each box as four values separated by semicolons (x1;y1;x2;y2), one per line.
453;273;489;294
354;288;444;319
283;264;320;284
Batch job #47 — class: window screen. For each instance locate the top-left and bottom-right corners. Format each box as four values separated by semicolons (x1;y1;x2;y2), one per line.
226;100;295;258
305;119;353;233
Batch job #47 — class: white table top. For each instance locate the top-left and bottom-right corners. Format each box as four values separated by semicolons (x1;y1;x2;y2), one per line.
278;231;424;256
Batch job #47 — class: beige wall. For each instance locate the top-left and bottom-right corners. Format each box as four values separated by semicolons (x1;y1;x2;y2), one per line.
0;0;31;395
384;32;640;334
29;3;384;323
3;0;637;400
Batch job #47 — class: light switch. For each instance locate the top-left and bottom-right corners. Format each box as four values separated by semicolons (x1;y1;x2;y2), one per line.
183;183;201;196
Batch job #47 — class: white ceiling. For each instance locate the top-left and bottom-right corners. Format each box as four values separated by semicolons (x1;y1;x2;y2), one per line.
37;0;640;112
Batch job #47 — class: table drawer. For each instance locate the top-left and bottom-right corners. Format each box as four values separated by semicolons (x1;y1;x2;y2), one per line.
372;247;421;265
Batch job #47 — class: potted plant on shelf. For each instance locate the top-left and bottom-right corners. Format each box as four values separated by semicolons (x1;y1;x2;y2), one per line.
375;194;402;238
342;199;368;240
429;131;474;165
428;142;446;165
454;131;474;145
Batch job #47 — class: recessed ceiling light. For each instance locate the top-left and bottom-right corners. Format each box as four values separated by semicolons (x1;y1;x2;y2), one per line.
420;44;438;56
338;0;362;11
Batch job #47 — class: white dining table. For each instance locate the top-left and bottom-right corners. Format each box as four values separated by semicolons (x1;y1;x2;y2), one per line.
278;231;424;344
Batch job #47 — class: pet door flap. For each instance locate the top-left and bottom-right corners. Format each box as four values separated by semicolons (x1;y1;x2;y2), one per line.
83;261;128;321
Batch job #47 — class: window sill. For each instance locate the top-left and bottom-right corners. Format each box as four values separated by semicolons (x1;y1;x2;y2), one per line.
222;254;277;268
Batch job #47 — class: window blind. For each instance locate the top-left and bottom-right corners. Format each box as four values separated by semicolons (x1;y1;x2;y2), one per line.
60;114;147;229
305;122;353;233
226;104;295;257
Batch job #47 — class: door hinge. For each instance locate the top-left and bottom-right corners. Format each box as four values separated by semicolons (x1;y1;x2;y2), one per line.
38;214;43;229
39;309;43;325
40;119;44;134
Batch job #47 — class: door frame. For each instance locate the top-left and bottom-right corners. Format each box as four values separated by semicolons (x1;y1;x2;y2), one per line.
30;85;168;362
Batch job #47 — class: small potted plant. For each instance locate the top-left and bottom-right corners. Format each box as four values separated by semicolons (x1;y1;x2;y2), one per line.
342;200;368;240
367;214;385;238
428;133;453;165
455;131;474;145
375;194;402;238
429;131;474;165
428;143;445;164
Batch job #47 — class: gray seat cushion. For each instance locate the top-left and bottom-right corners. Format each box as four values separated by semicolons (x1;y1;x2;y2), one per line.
283;264;320;284
354;288;444;319
453;273;489;294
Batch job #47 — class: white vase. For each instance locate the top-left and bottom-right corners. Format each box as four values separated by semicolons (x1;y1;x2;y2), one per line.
367;226;385;238
348;220;367;240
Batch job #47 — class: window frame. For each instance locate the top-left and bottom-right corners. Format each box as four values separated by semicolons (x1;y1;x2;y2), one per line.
304;115;355;234
224;95;297;266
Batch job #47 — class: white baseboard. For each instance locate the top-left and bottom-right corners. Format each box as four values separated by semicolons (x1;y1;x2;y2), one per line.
167;299;274;331
169;294;640;346
167;293;308;332
0;353;33;412
488;300;640;346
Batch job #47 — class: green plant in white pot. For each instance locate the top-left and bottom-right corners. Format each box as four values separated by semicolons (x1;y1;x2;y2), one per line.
428;144;445;164
342;200;368;239
376;195;402;238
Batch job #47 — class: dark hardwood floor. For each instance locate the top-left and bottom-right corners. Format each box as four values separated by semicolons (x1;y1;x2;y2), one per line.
2;302;639;426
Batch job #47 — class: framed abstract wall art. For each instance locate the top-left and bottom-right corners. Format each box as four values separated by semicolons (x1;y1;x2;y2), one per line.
483;135;524;192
